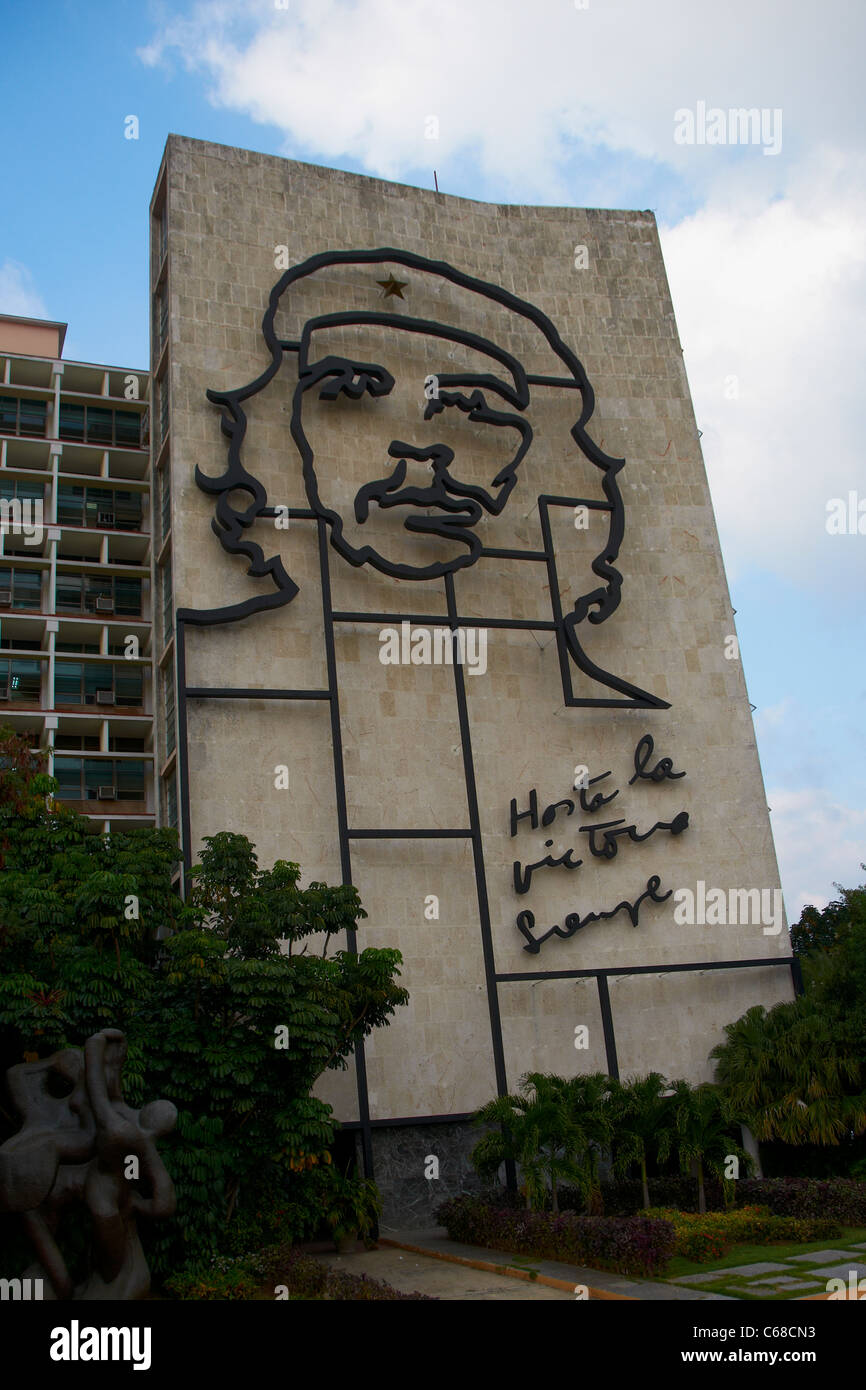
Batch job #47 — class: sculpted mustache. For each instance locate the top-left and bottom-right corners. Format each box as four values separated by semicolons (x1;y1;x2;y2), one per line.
354;456;483;524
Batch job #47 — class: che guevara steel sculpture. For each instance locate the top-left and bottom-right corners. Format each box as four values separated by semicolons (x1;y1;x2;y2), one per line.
0;1029;176;1300
188;246;667;711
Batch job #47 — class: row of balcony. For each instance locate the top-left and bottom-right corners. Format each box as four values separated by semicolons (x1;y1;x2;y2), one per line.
0;570;147;616
0;656;148;710
0;397;147;450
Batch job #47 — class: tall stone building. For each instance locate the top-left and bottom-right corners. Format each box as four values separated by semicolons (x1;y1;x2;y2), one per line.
150;134;794;1222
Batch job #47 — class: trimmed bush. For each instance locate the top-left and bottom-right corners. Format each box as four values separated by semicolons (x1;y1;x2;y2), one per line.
644;1204;843;1263
436;1194;675;1278
737;1178;866;1224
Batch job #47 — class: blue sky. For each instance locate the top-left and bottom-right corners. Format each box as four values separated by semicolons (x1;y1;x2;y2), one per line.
2;0;864;918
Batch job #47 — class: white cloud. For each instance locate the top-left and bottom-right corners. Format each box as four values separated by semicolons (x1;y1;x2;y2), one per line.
661;155;866;593
768;786;866;919
137;0;866;597
0;261;48;319
137;0;866;199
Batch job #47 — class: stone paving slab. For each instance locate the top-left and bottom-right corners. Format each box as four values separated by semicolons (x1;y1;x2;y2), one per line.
803;1261;866;1280
760;1276;823;1290
747;1278;817;1292
788;1249;861;1264
716;1261;790;1276
674;1272;731;1285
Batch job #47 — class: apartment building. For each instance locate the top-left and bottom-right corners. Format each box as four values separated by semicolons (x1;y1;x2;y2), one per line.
0;313;154;829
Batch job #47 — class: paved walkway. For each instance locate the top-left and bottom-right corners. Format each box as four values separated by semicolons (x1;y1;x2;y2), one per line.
316;1227;733;1300
313;1243;575;1299
666;1241;866;1299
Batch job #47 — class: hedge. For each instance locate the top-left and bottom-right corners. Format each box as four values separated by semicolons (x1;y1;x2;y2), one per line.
436;1194;675;1278
644;1204;843;1263
736;1178;866;1224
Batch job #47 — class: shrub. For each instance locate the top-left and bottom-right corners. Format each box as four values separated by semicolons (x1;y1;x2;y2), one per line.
737;1178;866;1224
436;1194;675;1278
644;1205;843;1262
165;1262;260;1300
258;1246;437;1300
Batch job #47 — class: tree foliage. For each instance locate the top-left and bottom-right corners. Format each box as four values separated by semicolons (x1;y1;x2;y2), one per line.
0;728;408;1275
711;875;866;1153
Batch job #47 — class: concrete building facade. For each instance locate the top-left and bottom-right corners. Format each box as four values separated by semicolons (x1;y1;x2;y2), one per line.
0;314;153;829
150;135;794;1222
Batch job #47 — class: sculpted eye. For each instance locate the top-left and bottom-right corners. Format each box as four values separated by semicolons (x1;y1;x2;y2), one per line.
318;365;394;401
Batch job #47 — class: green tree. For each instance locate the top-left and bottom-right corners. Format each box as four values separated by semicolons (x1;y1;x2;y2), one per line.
470;1072;589;1211
0;729;409;1275
657;1080;747;1214
791;876;865;960
563;1071;615;1214
609;1072;669;1209
710;998;866;1148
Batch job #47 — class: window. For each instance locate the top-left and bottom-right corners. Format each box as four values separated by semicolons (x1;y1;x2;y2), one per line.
160;463;171;540
160;557;172;648
87;408;113;445
0;567;43;611
55;573;142;617
115;412;141;448
0;397;47;438
53;757;146;802
163;772;177;828
0;657;42;704
163;663;176;755
153;286;168;358
114;577;142;617
58;403;85;442
54;661;142;707
57;485;143;531
114;663;144;707
157;376;169;446
58;403;143;450
53;756;83;800
116;760;145;800
0;478;45;505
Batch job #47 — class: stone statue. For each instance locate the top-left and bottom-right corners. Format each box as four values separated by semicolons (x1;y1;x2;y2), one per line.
0;1029;177;1300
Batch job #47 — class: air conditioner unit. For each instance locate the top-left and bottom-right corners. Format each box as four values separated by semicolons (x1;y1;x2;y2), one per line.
96;689;114;705
97;786;116;800
97;512;115;527
0;589;12;606
95;597;114;613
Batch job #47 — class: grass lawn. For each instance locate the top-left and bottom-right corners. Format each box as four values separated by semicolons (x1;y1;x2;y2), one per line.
664;1226;866;1300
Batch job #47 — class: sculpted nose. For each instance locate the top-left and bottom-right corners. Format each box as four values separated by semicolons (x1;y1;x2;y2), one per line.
388;440;454;487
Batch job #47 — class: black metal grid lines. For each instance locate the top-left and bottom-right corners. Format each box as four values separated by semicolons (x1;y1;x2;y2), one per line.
173;506;798;1177
497;957;802;1082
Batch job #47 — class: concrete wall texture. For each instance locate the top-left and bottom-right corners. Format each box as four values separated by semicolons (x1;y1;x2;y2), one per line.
154;135;793;1215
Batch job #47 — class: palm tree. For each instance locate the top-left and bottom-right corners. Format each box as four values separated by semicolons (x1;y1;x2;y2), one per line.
609;1072;669;1209
657;1079;748;1214
561;1071;615;1214
710;998;866;1146
470;1072;588;1211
